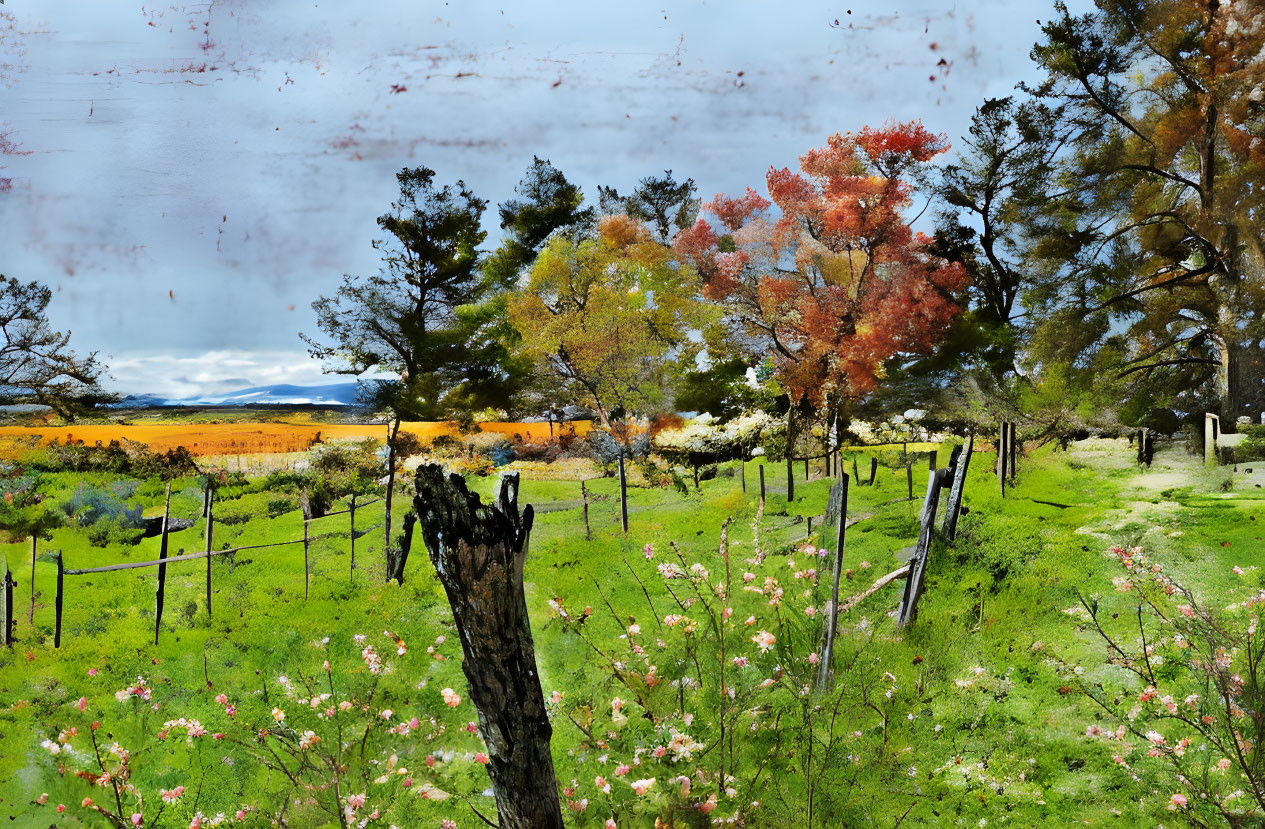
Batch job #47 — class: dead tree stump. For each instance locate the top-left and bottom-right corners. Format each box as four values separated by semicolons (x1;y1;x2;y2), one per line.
412;465;564;829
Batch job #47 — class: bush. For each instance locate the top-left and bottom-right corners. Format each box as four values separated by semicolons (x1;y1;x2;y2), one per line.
29;439;200;479
57;483;145;529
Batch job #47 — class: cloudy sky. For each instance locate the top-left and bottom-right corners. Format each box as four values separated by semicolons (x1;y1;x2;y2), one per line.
0;0;1092;398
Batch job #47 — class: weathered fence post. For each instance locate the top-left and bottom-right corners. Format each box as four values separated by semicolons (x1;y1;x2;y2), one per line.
929;450;938;472
1;556;12;647
301;490;312;600
412;465;565;829
897;467;950;627
999;422;1009;498
816;473;849;692
28;535;35;625
906;448;913;500
787;454;795;503
941;435;974;541
154;483;171;647
618;450;629;534
867;457;878;487
349;493;357;580
740;454;746;492
759;464;766;506
852;455;860;486
581;480;591;541
1009;422;1017;483
804;456;809;481
204;485;214;620
54;552;63;649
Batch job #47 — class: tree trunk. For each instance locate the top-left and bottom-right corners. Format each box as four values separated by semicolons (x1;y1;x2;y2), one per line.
1220;335;1245;430
411;466;564;829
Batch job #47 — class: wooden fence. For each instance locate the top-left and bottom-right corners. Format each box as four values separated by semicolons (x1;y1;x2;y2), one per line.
815;435;978;688
8;484;381;650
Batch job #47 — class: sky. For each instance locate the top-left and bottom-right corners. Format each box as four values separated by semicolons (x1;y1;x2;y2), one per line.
0;0;1094;398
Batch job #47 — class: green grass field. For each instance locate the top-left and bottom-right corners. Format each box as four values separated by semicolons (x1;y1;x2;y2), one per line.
2;441;1262;826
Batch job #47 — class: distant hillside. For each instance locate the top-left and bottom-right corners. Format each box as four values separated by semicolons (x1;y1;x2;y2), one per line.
114;382;366;408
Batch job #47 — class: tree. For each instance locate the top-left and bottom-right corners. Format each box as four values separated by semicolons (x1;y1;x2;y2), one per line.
598;170;701;244
506;214;711;428
483;156;596;292
674;123;969;449
935;97;1064;380
0;275;114;418
476;158;597;420
1024;0;1265;427
302;166;488;583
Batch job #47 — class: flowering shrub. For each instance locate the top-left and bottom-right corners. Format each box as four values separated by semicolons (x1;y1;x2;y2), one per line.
26;631;489;827
1071;544;1265;823
543;504;926;825
651;412;784;487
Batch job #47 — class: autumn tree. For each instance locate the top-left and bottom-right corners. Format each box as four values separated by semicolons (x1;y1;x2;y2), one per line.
506;214;710;430
0;275;115;418
1023;0;1265;427
302;166;489;583
674;122;969;448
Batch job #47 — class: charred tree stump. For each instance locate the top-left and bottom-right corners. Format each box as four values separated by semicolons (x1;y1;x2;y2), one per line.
412;466;564;829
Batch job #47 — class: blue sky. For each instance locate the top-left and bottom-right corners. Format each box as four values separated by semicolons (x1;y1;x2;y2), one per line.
0;0;1092;397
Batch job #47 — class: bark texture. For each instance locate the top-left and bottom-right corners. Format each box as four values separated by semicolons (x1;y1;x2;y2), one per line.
412;464;564;829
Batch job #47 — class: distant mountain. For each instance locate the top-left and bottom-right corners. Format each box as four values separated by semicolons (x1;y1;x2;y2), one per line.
112;382;367;408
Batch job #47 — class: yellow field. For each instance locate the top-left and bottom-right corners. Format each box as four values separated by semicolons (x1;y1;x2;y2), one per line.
0;421;591;457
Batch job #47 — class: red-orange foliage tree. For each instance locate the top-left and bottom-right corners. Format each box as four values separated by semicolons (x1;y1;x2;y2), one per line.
675;121;969;415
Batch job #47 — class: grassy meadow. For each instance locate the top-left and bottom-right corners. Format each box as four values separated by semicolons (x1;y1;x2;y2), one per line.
0;439;1261;826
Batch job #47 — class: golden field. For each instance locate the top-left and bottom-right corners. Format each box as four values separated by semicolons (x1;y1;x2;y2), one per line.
0;420;591;457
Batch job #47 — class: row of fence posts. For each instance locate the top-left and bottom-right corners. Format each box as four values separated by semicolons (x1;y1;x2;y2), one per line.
814;434;976;690
6;483;379;650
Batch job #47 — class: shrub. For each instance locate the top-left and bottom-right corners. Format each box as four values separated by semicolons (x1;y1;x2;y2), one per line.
1070;544;1265;824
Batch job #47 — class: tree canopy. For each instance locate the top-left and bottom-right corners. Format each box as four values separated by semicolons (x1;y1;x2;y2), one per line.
0;275;114;418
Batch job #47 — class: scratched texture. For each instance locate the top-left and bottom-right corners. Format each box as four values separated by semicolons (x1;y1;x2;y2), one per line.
0;1;1092;397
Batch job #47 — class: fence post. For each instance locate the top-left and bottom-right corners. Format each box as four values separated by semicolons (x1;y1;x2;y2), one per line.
349;493;357;580
942;435;974;541
804;456;809;482
54;552;63;649
999;422;1009;498
867;457;878;486
759;464;766;506
302;490;312;599
786;455;794;503
618;451;629;534
2;556;11;647
155;483;171;647
28;535;36;625
897;468;950;627
581;480;591;541
929;450;938;472
204;484;214;620
1009;422;1017;483
816;472;849;692
740;456;746;492
852;455;860;486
